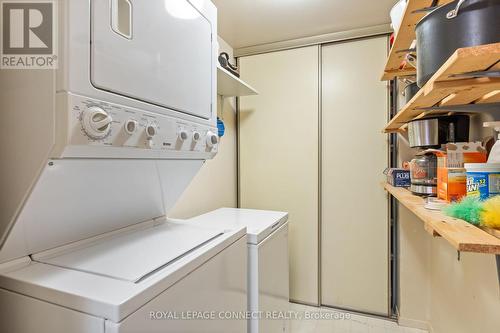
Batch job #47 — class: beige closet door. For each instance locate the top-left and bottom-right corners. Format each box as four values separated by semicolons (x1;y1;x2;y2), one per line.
239;46;319;305
321;37;389;315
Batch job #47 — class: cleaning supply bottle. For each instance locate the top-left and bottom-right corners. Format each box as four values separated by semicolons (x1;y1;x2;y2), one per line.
484;122;500;163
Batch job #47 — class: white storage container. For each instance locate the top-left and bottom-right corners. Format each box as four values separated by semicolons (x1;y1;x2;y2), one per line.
390;0;407;34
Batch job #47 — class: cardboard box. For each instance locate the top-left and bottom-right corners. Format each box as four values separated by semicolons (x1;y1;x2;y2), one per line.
437;143;487;202
384;168;410;187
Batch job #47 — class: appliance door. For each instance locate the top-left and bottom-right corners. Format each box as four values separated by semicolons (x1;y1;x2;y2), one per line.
105;236;247;333
91;0;213;119
34;222;223;283
250;223;289;333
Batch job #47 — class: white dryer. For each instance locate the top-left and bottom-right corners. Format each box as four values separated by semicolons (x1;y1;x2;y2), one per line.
0;1;248;332
186;208;290;333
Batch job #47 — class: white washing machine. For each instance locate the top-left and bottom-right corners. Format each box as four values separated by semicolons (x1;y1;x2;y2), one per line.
0;219;247;333
186;208;290;333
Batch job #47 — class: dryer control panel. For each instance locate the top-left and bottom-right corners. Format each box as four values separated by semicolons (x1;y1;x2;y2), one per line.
58;94;218;158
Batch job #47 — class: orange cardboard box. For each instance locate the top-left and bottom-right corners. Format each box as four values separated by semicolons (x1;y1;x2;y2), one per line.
437;143;487;202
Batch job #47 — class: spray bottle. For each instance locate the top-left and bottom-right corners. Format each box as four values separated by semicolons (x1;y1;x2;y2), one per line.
484;122;500;163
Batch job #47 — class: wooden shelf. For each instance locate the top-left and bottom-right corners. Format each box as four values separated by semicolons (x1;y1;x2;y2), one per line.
381;0;453;81
217;65;258;97
384;43;500;133
384;183;500;254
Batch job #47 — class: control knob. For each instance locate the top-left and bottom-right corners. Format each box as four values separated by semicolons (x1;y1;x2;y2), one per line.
178;129;189;141
81;107;113;140
206;131;219;148
145;124;157;148
145;124;157;139
124;119;138;135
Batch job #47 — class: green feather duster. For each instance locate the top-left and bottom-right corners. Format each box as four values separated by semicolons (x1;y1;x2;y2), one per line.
442;197;484;226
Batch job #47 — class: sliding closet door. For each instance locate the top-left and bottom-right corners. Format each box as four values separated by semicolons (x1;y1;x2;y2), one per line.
239;46;319;305
321;37;389;315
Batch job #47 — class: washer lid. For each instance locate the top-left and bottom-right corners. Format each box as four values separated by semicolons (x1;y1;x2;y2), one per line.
33;222;223;283
186;208;288;245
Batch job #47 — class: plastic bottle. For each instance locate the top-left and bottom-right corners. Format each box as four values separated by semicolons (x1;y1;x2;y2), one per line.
485;122;500;163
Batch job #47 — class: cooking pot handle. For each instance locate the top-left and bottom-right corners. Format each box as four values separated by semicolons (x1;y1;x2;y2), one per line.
405;53;417;69
402;81;416;96
446;0;467;19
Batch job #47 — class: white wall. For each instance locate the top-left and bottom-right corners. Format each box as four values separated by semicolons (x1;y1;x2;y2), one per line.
399;210;500;333
169;38;238;219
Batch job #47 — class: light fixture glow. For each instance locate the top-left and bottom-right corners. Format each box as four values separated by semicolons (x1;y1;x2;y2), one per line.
164;0;205;20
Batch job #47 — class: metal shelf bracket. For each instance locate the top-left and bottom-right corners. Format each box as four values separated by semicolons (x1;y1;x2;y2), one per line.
496;255;500;287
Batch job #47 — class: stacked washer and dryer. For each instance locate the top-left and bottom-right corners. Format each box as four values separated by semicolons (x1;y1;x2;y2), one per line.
0;1;288;332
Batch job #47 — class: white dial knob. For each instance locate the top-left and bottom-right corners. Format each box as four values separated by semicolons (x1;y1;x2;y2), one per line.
178;129;189;141
145;124;157;139
206;131;219;147
81;107;113;140
193;131;201;142
124;119;138;135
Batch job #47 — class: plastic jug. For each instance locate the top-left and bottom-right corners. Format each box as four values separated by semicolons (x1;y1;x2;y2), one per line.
485;122;500;163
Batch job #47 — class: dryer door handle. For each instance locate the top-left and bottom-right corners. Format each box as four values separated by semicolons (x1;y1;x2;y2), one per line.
111;0;132;39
